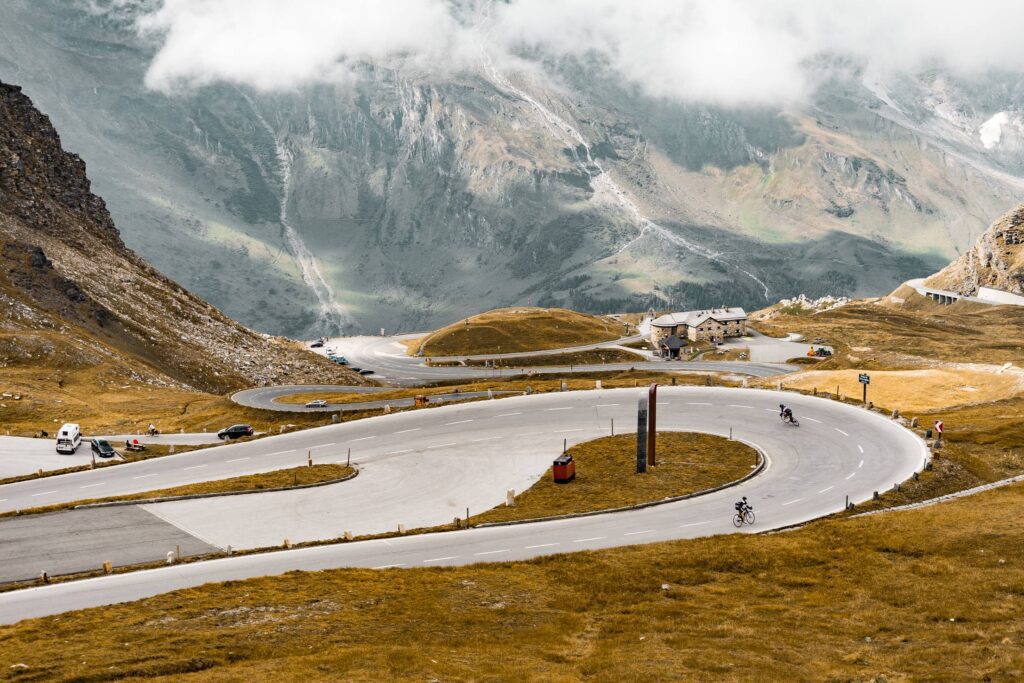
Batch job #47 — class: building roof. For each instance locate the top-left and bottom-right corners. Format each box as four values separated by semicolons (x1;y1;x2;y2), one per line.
651;307;747;328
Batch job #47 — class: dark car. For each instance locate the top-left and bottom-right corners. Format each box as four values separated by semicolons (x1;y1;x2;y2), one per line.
217;424;254;440
310;340;324;348
358;369;375;375
90;438;117;458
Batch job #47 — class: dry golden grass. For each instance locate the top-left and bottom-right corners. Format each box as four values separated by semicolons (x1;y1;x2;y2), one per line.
4;464;353;518
454;347;645;367
472;432;756;524
774;367;1024;412
3;478;1024;680
416;307;624;357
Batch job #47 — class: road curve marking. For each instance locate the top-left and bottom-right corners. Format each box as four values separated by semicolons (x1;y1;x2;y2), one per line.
226;457;250;463
858;445;864;453
311;442;336;449
859;460;864;469
266;449;296;456
471;436;503;443
385;449;413;455
728;404;753;409
496;412;521;417
686;402;712;406
395;429;419;434
423;556;458;563
554;428;584;433
594;403;620;407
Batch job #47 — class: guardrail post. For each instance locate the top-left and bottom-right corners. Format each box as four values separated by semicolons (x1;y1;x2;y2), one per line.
102;560;112;574
166;551;175;565
398;524;406;534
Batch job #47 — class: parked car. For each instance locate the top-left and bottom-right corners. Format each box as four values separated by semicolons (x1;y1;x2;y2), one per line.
90;438;117;458
217;424;254;440
55;423;81;454
305;399;328;408
310;340;324;349
327;355;348;365
358;369;375;376
348;367;361;373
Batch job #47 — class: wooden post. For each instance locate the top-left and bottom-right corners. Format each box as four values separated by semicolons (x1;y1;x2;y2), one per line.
636;394;648;473
648;383;658;467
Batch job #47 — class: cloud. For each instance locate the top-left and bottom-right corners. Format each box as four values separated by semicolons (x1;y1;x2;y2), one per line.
133;0;1024;106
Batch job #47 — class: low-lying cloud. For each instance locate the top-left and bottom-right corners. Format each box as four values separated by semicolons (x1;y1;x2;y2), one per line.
134;0;1024;107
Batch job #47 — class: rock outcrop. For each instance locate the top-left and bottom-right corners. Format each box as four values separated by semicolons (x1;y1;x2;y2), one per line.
0;82;363;393
924;204;1024;297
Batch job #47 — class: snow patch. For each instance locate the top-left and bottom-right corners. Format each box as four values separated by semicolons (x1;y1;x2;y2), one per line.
980;112;1009;149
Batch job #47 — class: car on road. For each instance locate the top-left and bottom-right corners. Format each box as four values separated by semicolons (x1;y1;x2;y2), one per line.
358;369;375;375
348;367;361;373
90;438;117;458
309;340;324;349
55;423;81;454
327;355;348;365
305;399;328;408
217;424;254;440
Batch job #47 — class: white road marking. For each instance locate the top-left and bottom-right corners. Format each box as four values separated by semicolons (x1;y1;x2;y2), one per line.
803;417;822;424
226;457;250;463
423;556;458;563
132;474;159;480
680;521;709;528
497;412;522;417
183;465;207;471
686;402;712;406
0;499;6;503
266;449;296;456
474;549;509;556
656;402;670;405
624;530;654;536
445;419;473;425
471;436;503;443
764;408;778;413
426;443;457;449
351;436;377;441
524;543;559;549
594;403;620;407
554;428;584;433
395;428;420;434
79;483;105;489
311;442;336;449
372;564;405;569
834;428;849;436
782;498;803;506
728;404;753;409
546;407;573;412
858;460;864;469
573;537;607;543
858;445;864;454
845;472;856;480
385;449;413;455
31;490;58;497
819;485;834;493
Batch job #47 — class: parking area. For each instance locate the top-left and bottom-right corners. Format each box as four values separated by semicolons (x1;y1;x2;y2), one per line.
0;436;96;478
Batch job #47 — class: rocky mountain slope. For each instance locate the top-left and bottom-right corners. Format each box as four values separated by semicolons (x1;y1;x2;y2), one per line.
924;204;1024;296
0;1;1020;337
0;81;361;394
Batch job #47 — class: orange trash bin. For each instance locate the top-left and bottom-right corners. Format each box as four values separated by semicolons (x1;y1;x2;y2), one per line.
552;454;575;483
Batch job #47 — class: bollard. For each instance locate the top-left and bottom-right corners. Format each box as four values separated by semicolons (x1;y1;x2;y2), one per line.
729;427;732;440
563;438;567;454
280;425;285;433
227;545;233;555
40;571;48;584
845;495;849;509
454;517;462;529
283;538;292;548
384;404;391;414
332;413;338;423
91;453;96;468
344;531;353;541
38;468;42;477
873;491;880;500
308;451;312;467
176;544;181;561
560;381;567;392
166;551;175;565
487;389;494;399
398;524;406;534
506;489;516;507
596;380;602;390
671;377;677;386
891;409;900;419
611;418;614;436
813;387;817;396
169;445;175;454
911;417;919;428
913;471;919;481
102;561;112;574
347;448;351;467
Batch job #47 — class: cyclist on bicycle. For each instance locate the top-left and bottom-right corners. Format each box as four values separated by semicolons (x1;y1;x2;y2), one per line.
735;496;752;514
779;404;794;423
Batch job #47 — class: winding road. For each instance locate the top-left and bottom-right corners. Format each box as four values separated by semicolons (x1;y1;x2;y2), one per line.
0;386;926;625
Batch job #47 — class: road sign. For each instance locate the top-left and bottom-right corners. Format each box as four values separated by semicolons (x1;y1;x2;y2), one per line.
858;373;871;385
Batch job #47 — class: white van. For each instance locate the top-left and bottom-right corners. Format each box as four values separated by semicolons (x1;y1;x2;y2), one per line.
55;423;81;454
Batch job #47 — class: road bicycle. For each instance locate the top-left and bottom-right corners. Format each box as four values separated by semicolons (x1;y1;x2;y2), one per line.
732;507;755;527
780;413;800;427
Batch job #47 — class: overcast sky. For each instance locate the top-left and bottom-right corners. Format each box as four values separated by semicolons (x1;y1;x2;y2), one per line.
132;0;1024;106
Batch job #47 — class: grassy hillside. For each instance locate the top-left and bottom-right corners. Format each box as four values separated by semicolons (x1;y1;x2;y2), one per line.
415;307;625;357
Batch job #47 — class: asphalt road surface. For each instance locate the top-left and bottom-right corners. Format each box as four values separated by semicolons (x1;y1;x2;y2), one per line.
231;385;516;413
0;387;927;624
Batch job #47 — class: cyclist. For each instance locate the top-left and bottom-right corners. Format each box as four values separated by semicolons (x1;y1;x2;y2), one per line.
779;404;794;423
735;496;752;515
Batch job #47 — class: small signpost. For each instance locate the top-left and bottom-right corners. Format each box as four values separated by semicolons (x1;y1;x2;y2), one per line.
858;373;871;404
636;394;648;473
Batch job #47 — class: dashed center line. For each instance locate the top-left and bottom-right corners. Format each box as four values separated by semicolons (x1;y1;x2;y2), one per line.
594;403;620;407
445;419;473;425
680;521;709;528
132;474;159;480
226;457;249;463
426;443;457;449
545;407;573;412
395;428;420;434
858;459;864;469
31;490;58;497
385;449;413;455
266;449;296;456
686;402;712;406
183;465;207;471
818;485;834;493
624;530;654;536
834;428;849;436
351;436;377;441
524;543;559;549
471;436;503;443
728;404;753;409
803;417;822;424
79;483;105;489
474;549;509;556
497;412;522;417
311;442;336;449
782;498;803;506
423;556;458;563
573;536;606;543
845;472;856;480
857;445;864;454
555;428;584;433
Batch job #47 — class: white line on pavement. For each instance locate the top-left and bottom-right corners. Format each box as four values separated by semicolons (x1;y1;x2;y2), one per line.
445;420;473;425
395;428;420;434
385;449;413;455
858;445;864;453
834;428;849;436
686;402;712;406
266;450;296;456
132;474;159;480
728;404;753;409
546;407;573;412
858;460;864;469
79;483;105;489
573;536;606;543
680;521;709;528
624;530;654;536
351;436;377;441
594;404;620;407
524;543;559;549
474;549;509;556
423;556;458;563
31;490;58;497
471;436;503;443
311;442;336;449
426;443;457;449
226;458;250;463
782;498;802;506
497;412;521;417
804;417;822;424
183;465;207;471
373;564;405;569
818;485;834;493
845;472;856;480
554;428;584;433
